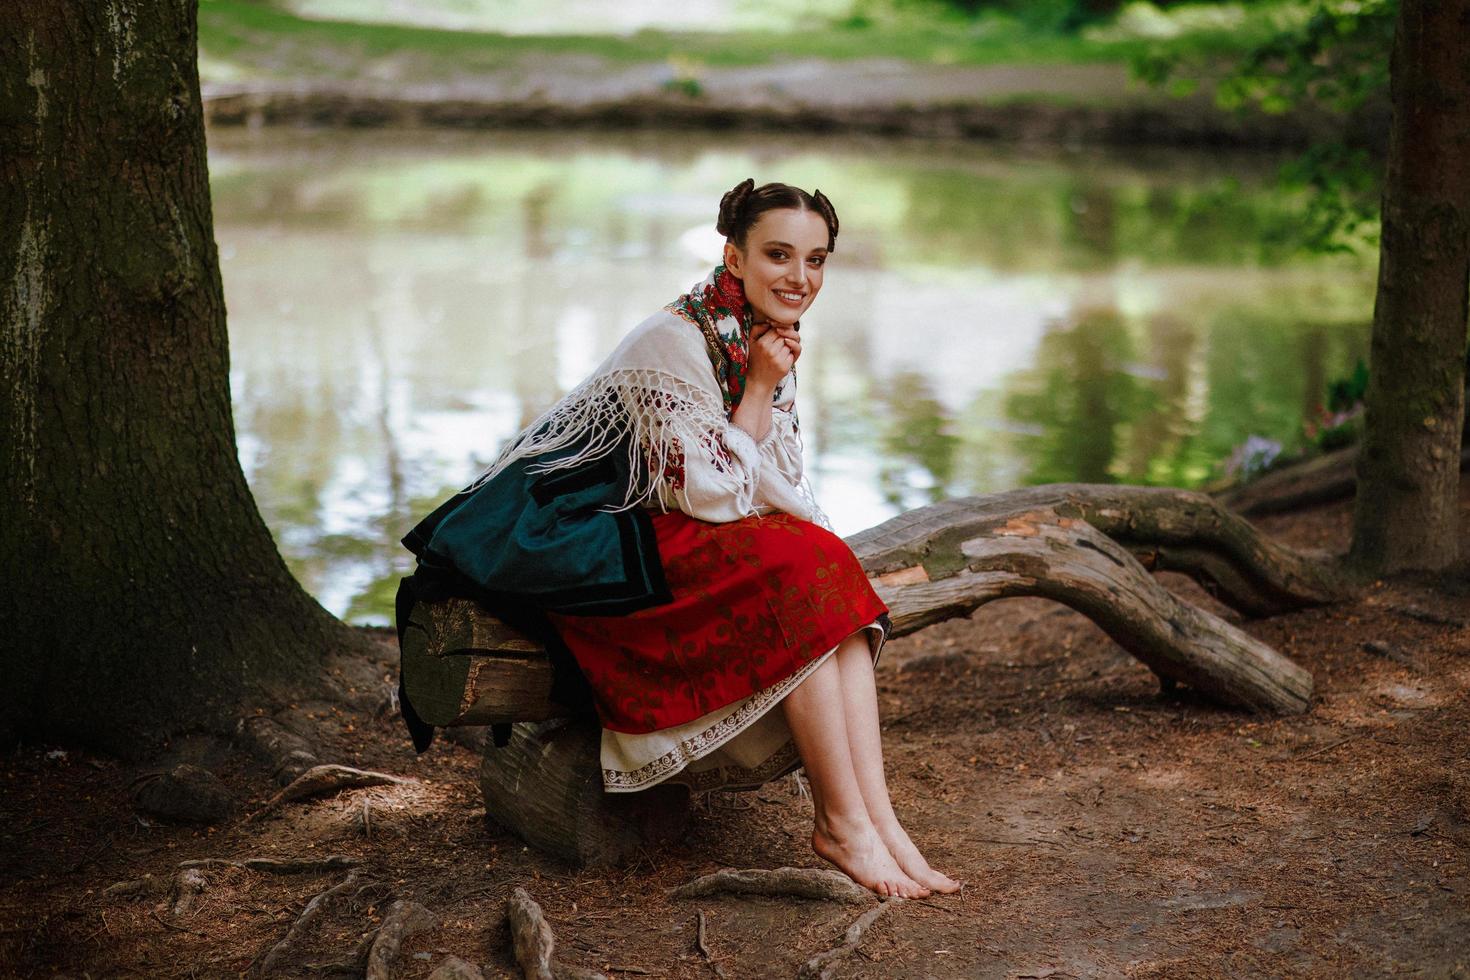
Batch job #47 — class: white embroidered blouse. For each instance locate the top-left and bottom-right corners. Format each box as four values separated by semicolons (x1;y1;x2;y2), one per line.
466;309;820;528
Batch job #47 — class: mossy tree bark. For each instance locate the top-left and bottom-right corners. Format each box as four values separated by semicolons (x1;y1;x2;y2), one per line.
0;2;364;753
1349;0;1470;575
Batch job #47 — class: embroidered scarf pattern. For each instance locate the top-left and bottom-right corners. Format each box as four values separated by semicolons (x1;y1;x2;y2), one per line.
664;263;754;414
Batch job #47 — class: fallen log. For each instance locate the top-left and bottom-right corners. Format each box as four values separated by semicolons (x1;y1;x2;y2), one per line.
1213;439;1470;518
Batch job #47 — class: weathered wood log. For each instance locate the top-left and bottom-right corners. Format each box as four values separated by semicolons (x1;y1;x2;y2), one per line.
477;717;691;867
1213;442;1470;518
853;484;1354;620
400;598;561;726
859;498;1314;713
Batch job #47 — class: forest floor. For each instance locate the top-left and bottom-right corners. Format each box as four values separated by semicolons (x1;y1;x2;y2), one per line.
3;477;1469;979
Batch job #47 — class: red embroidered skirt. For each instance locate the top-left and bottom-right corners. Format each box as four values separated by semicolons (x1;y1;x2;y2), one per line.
545;510;889;735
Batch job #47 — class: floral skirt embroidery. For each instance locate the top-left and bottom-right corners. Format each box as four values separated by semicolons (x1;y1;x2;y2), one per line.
546;510;890;735
599;619;886;793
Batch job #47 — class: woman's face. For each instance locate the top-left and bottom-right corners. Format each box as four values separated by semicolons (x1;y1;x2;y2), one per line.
723;207;830;327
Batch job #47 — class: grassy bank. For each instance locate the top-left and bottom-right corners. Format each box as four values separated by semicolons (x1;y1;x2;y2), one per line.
198;0;1298;86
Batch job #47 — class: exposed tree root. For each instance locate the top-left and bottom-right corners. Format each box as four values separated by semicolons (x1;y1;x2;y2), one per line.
170;868;208;917
103;875;168;901
1388;603;1470;629
505;888;607;980
1215;441;1470;518
132;764;236;824
671;867;871;905
299;926;379;976
695;909;729;979
180;855;362;874
258;869;363;975
1361;640;1427;674
854;484;1352;626
251;765;415;820
149;909;210;937
506;888;555;980
797;898;901;980
428;955;487;979
365;900;439;980
854;489;1320;714
240;715;320;785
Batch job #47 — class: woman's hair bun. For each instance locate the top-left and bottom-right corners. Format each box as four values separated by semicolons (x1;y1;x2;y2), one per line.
716;177;756;238
811;188;839;242
715;178;838;252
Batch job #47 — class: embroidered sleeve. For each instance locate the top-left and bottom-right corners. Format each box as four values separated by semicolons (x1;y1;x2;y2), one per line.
758;372;803;489
749;370;814;520
647;393;765;523
608;323;767;523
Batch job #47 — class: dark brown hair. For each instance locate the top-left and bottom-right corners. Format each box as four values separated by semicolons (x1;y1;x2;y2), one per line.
716;178;839;253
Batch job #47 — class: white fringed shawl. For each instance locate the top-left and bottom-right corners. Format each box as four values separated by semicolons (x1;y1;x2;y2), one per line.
465;265;823;527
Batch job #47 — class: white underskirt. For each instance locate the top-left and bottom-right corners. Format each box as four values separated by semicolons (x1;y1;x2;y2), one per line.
599;620;887;794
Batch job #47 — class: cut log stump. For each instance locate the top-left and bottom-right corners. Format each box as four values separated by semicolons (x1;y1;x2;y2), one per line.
403;483;1353;863
477;717;691;867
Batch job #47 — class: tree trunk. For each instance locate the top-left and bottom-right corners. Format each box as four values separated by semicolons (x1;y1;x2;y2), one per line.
1349;0;1470;574
0;2;363;753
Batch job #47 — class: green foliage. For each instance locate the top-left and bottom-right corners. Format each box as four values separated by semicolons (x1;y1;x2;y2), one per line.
1327;357;1369;412
1132;0;1396;257
198;0;1283;77
903;0;1124;33
1300;357;1368;450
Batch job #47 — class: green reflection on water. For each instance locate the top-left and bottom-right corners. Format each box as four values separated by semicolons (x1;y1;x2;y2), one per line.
211;128;1373;624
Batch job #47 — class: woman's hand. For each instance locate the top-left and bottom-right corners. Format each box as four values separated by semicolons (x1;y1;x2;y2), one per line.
748;319;800;391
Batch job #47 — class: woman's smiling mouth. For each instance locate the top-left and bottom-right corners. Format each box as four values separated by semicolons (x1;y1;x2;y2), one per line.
774;290;805;304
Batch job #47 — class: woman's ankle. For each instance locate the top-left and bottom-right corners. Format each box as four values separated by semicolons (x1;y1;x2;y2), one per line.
813;809;876;843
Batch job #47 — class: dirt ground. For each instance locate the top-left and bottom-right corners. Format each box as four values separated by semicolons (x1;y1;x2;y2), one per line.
3;480;1468;979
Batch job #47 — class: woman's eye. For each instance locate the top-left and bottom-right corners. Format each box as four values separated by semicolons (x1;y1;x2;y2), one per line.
809;256;825;267
769;250;787;260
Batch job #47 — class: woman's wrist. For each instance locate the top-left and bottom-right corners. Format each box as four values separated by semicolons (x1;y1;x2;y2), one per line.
731;380;776;442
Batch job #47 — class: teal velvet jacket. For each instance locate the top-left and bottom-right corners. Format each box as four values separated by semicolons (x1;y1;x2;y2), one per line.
395;431;672;752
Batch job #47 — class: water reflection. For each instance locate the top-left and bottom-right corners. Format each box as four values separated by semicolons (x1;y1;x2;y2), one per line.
212;128;1374;623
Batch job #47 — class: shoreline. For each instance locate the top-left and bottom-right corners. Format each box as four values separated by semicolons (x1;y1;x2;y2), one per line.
200;68;1387;150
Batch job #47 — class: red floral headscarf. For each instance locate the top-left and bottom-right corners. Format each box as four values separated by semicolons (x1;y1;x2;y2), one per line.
664;263;754;416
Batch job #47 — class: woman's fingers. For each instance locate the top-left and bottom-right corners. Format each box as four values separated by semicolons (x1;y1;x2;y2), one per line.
747;331;794;386
763;325;800;362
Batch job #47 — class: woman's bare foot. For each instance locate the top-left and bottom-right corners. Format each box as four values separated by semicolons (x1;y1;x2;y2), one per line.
874;820;962;894
812;817;930;899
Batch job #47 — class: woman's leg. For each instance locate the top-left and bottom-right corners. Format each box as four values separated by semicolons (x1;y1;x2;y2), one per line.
834;631;962;893
780;653;929;898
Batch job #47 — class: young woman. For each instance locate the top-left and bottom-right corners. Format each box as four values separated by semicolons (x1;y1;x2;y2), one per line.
399;179;960;899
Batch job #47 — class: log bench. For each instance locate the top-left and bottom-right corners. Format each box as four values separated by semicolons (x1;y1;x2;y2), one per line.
399;483;1354;865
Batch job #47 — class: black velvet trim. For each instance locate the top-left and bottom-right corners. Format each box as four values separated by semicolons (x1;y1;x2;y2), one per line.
528;454;620;507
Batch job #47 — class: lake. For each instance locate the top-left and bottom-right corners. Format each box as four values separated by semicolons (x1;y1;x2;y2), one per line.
209;127;1375;624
